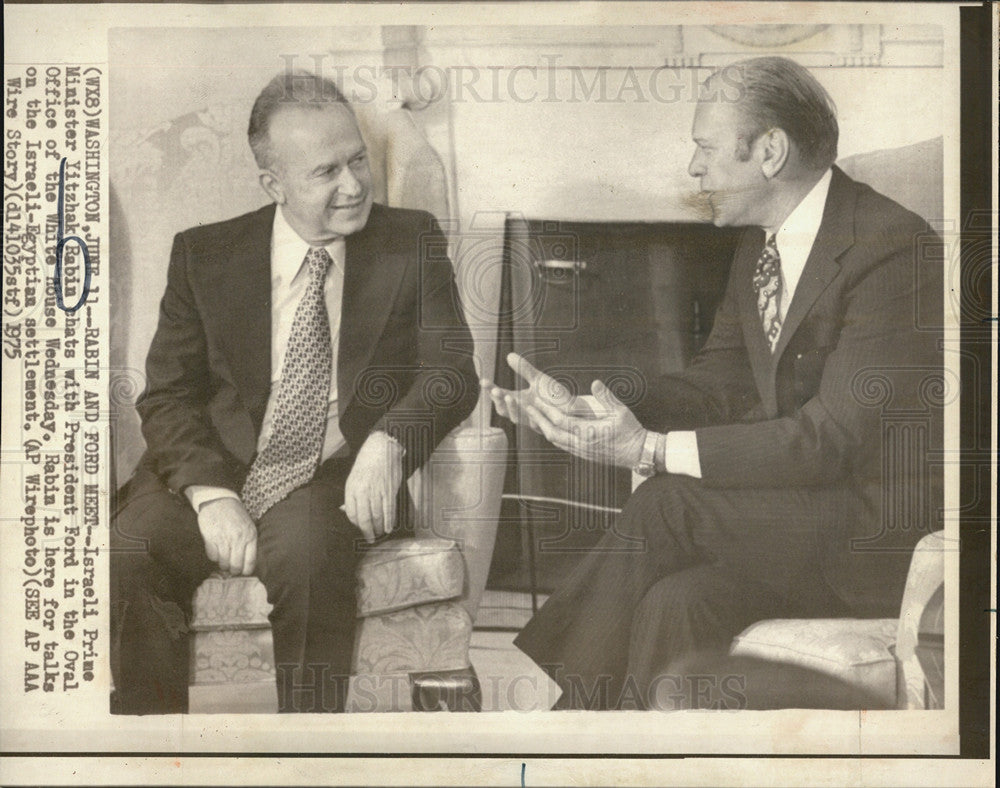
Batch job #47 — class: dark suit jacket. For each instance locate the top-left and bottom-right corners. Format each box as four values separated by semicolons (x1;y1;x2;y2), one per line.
132;202;479;498
633;167;943;612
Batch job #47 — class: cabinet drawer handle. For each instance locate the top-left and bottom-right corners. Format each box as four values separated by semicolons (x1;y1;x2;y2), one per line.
536;259;586;271
534;259;587;274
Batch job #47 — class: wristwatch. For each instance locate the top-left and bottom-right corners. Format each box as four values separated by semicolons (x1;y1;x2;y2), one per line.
632;430;658;477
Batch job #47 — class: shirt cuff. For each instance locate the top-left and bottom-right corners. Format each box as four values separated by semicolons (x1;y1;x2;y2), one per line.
661;431;702;478
185;485;241;512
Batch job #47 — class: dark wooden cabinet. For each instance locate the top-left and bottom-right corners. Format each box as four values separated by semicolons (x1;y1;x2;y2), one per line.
489;216;741;594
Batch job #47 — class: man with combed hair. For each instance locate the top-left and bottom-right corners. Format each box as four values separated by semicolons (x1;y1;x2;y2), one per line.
484;56;942;710
111;72;478;714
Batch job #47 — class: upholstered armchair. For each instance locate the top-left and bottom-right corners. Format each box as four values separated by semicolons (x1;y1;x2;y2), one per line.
729;530;946;709
190;426;507;713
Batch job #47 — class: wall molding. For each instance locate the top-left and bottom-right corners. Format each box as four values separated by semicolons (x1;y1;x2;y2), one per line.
413;23;943;70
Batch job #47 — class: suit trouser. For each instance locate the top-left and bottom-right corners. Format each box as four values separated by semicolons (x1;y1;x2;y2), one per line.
514;474;863;710
110;457;362;714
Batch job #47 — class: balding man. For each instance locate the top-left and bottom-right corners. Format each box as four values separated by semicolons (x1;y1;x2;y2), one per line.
485;56;942;710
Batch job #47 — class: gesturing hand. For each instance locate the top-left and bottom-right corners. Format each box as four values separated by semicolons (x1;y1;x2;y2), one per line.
197;497;258;576
481;352;599;427
344;431;405;543
525;379;647;469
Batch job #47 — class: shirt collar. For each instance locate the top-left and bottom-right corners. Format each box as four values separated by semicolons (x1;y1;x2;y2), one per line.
271;206;344;284
771;168;832;252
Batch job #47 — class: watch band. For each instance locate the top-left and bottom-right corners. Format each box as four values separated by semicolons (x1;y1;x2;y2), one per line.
654;431;667;473
633;430;658;477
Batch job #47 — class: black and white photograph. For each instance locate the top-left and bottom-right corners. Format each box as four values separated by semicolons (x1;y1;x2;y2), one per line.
0;2;994;786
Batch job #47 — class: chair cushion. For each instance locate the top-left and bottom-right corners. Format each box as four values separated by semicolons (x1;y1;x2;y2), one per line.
190;537;464;630
730;618;898;708
352;601;472;675
192;628;276;685
191;600;474;688
191;575;272;630
356;537;464;617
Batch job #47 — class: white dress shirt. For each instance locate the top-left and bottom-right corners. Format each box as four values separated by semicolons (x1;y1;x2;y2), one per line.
661;169;833;478
186;206;348;512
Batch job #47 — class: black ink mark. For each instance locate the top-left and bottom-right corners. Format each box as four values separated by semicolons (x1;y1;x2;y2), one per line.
54;156;92;313
521;762;526;787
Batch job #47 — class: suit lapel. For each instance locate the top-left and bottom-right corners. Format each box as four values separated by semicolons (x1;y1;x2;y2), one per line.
338;204;409;414
734;169;856;415
771;167;855;363
215;204;274;435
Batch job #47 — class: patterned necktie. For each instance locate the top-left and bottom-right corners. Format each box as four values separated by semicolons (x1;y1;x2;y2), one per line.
753;235;783;351
242;246;333;520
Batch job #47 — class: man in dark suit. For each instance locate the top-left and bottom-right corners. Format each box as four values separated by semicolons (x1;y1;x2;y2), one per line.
484;56;942;710
110;72;478;714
